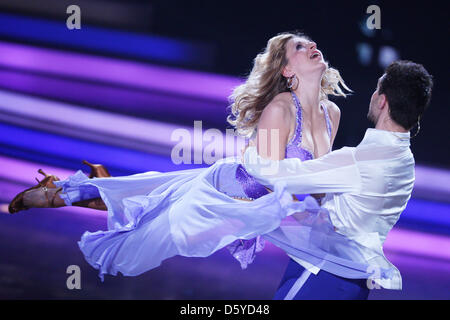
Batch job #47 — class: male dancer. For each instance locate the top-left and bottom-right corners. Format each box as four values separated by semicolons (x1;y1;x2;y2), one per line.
243;60;433;299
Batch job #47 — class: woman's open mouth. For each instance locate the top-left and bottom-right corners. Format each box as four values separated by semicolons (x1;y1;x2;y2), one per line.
310;51;321;59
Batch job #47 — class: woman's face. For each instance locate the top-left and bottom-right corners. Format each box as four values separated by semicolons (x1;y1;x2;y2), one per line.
283;36;327;79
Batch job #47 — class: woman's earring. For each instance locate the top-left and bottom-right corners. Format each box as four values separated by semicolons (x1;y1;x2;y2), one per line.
287;75;298;90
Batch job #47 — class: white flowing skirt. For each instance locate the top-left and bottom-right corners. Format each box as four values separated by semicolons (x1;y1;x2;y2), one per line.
54;156;399;288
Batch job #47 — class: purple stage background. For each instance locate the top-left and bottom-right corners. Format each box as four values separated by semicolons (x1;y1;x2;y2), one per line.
0;2;448;300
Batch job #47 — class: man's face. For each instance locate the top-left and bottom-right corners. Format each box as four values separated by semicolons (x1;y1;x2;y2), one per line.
367;75;385;124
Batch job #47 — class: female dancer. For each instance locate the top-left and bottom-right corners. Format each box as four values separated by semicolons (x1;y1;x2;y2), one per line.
8;32;351;293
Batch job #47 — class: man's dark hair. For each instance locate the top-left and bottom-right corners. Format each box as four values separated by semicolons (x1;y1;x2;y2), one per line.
379;60;433;130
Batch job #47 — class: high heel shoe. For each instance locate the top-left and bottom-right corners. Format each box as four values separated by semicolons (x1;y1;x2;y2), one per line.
36;169;60;188
8;169;63;214
82;160;111;178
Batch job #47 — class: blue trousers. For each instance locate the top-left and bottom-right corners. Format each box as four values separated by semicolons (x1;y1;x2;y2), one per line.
273;258;370;300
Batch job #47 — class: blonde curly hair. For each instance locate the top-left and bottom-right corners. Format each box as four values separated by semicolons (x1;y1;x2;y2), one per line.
227;32;351;138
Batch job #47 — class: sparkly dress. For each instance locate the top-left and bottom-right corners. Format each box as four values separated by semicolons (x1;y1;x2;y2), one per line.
226;91;332;268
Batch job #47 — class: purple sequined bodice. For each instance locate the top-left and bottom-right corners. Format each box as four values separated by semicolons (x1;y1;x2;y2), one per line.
235;91;332;200
228;91;333;269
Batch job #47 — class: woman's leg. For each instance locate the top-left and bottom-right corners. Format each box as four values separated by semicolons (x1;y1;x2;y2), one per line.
72;197;107;211
9;165;112;214
20;187;107;211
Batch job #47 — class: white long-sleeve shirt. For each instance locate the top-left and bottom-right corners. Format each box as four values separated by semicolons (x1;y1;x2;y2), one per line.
243;128;415;289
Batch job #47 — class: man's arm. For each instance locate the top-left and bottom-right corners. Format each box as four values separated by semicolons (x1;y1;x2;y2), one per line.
243;146;362;195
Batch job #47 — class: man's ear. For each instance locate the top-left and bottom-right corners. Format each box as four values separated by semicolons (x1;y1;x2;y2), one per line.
378;93;388;110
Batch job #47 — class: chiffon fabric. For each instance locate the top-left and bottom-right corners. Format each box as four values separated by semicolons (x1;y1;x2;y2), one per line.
54;158;319;281
55;154;394;284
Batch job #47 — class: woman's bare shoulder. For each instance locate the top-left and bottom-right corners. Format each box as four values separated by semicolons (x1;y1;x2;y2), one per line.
258;92;293;128
272;91;293;104
264;92;293;114
322;99;341;119
322;100;341;138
